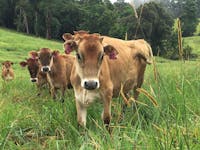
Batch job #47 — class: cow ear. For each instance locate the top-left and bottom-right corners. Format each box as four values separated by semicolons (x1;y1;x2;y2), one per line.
29;51;38;59
93;33;101;37
99;36;104;43
2;62;5;65
10;62;14;65
73;30;89;35
19;61;27;67
62;33;73;41
63;40;78;54
52;50;60;57
104;45;118;59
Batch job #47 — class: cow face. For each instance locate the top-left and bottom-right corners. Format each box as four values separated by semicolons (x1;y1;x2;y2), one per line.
64;34;118;90
2;61;13;72
36;48;59;73
20;58;39;82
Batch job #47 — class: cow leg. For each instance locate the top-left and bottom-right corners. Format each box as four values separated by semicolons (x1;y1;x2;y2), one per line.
50;87;56;100
76;100;87;127
60;86;66;103
36;83;42;96
36;79;45;96
101;89;112;128
133;75;144;100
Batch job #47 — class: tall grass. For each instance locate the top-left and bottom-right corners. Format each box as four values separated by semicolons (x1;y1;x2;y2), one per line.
0;28;200;149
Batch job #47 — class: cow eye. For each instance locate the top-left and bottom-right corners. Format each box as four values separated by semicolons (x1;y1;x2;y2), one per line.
76;53;82;62
99;53;104;62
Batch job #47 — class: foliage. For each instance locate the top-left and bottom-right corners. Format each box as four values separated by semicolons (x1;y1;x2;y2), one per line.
180;0;198;36
0;0;199;58
136;2;174;56
194;20;200;36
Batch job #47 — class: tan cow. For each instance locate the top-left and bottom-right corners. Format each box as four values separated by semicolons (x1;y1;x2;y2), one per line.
62;33;153;127
31;48;75;102
101;36;153;100
1;61;14;81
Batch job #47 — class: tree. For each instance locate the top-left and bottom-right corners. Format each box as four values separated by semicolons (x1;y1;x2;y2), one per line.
0;0;18;29
15;0;34;34
109;1;135;39
180;0;198;36
78;1;117;35
135;2;174;55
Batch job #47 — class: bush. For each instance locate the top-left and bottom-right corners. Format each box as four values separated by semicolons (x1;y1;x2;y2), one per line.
194;21;200;36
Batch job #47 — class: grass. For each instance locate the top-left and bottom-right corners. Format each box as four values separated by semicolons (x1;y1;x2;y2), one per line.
184;36;200;58
0;28;200;149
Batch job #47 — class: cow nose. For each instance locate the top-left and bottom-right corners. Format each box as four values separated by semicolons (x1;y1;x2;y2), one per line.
84;81;98;90
42;67;49;72
31;79;37;82
30;78;38;82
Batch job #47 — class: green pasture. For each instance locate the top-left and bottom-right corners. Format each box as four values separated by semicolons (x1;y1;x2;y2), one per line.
0;28;200;149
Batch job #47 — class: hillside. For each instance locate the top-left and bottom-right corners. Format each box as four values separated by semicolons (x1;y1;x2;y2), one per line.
0;28;200;149
184;36;200;58
0;28;63;63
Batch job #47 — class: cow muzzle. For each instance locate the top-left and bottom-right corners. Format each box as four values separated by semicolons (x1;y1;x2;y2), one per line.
41;66;51;72
82;79;100;90
30;78;38;83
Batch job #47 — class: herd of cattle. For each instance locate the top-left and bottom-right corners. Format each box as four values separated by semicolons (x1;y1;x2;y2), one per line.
1;30;153;127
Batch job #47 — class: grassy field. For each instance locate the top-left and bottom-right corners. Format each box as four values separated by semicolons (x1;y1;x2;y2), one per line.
184;36;200;58
0;28;200;149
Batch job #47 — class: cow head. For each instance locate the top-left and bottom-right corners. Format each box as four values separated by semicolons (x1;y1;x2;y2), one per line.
20;57;39;82
33;48;59;73
2;61;13;72
63;33;118;90
62;30;89;54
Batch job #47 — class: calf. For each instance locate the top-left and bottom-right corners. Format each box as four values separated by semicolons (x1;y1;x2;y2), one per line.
32;48;74;102
63;33;153;127
19;57;48;93
1;61;14;81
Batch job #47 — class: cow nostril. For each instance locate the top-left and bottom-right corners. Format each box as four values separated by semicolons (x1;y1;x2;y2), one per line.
42;67;49;72
31;79;37;82
84;81;98;90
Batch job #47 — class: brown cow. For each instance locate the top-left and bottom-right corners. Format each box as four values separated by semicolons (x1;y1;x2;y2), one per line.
62;33;153;127
1;61;14;81
31;48;75;102
19;57;48;94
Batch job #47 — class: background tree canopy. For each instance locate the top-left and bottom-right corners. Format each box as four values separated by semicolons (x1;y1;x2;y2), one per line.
0;0;199;58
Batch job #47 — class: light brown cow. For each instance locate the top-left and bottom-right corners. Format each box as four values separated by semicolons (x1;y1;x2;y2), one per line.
102;36;153;100
1;61;14;81
31;48;75;102
62;33;153;127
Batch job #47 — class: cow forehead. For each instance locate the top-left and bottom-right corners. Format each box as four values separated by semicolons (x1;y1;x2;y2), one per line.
79;38;103;55
27;59;39;67
39;48;51;56
3;61;12;66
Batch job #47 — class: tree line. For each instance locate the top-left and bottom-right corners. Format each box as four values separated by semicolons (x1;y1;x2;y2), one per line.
0;0;199;59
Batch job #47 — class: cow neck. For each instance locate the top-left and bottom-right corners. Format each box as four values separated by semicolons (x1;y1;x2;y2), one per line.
83;89;88;105
48;56;60;76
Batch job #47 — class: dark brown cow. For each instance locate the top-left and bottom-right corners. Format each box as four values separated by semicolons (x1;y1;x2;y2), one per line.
1;61;14;81
19;57;48;93
31;48;75;102
62;33;153;127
